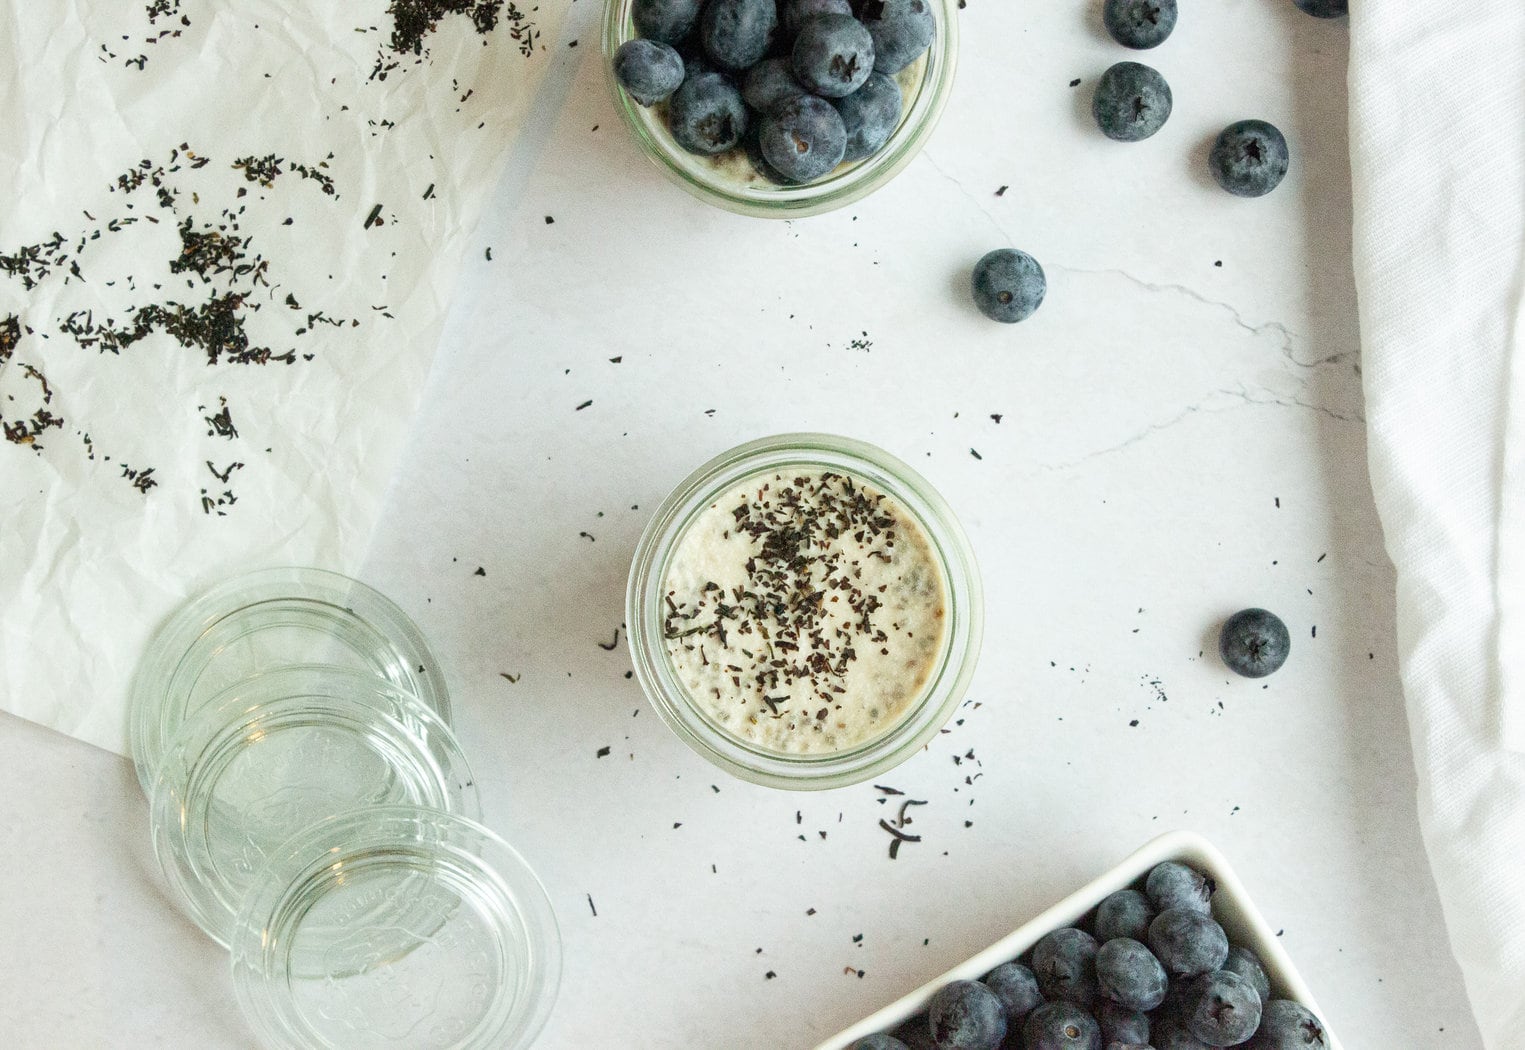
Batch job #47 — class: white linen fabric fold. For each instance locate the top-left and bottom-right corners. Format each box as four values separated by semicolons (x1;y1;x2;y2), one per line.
1349;2;1525;1046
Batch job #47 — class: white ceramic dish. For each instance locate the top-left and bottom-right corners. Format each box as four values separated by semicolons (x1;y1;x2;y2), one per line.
815;830;1343;1050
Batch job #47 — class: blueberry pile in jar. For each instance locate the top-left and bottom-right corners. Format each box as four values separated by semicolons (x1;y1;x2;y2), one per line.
614;0;935;185
849;860;1331;1050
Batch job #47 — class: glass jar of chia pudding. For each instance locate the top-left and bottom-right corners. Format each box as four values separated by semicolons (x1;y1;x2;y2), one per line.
627;433;983;789
602;0;959;218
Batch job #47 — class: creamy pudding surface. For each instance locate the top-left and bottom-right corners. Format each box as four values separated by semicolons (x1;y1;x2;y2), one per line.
660;469;947;754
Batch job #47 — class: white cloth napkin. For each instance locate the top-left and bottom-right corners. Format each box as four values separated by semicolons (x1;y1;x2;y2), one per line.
1349;2;1525;1046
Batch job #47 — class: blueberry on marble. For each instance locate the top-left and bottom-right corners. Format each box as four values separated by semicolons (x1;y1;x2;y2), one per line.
1219;607;1291;676
614;39;686;106
927;980;1009;1050
1185;969;1263;1046
1223;945;1272;1005
668;71;749;155
782;0;854;36
983;961;1044;1022
1096;938;1168;1011
850;1036;912;1050
1148;908;1229;978
834;71;902;161
1208;121;1290;198
792;13;876;97
971;248;1046;324
1097;998;1151;1046
1145;861;1214;915
742;57;810;114
759;94;848;182
700;0;778;71
1031;927;1100;1007
1024;1001;1102;1050
1246;1000;1329;1049
1095;889;1156;943
633;0;703;44
1092;61;1172;142
1292;0;1346;17
1103;0;1177;49
860;0;935;74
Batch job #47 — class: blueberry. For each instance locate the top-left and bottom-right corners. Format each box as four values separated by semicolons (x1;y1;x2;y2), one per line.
1097;999;1151;1046
1152;1015;1219;1050
1145;861;1214;915
1219;607;1291;676
891;1017;940;1050
983;961;1044;1022
1096;938;1168;1011
792;13;875;97
971;248;1046;324
1103;0;1177;49
927;980;1008;1050
850;1036;912;1050
1031;927;1099;1007
744;129;804;185
760;94;847;182
1095;889;1156;943
633;0;703;44
1246;1000;1329;1049
1104;1044;1154;1050
700;0;778;71
782;0;854;36
1292;0;1346;17
1023;1002;1102;1050
614;39;686;106
668;71;748;155
834;71;902;161
1148;909;1229;978
860;0;935;74
1223;945;1271;1005
742;57;809;113
1185;970;1263;1046
1208;121;1290;198
1091;61;1172;142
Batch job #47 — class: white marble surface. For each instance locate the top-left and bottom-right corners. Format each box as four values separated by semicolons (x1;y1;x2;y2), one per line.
1;0;1488;1047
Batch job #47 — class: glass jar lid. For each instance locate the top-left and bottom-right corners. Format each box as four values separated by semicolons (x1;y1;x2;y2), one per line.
150;666;479;948
131;567;450;793
231;806;562;1050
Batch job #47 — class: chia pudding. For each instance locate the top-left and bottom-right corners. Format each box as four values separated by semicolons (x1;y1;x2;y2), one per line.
660;468;947;754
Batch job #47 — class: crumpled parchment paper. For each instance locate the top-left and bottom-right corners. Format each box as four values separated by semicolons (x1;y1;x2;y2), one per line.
0;0;566;754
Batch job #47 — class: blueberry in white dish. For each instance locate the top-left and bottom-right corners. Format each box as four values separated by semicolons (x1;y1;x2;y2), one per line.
1096;889;1157;943
668;71;749;154
1218;607;1291;676
1247;1000;1330;1048
1222;945;1271;1005
983;960;1044;1022
1208;122;1290;198
1183;969;1262;1046
1024;1001;1103;1050
971;248;1046;324
759;94;848;182
1148;909;1230;978
1032;927;1101;1007
927;979;1008;1050
1096;938;1169;1012
614;39;686;106
1092;61;1172;142
1145;861;1214;915
1097;997;1151;1046
859;0;935;74
1103;0;1177;49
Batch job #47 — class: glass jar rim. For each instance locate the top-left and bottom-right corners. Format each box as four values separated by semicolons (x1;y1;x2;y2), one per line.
602;0;960;218
130;566;451;795
626;433;983;790
149;666;479;949
231;806;562;1050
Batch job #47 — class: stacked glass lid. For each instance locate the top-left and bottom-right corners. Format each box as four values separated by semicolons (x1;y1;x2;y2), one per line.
129;568;560;1050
